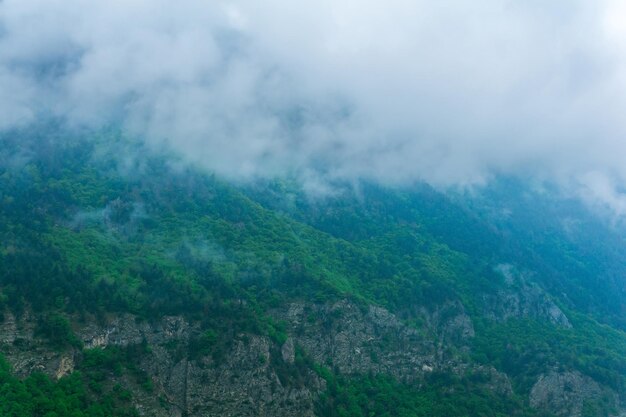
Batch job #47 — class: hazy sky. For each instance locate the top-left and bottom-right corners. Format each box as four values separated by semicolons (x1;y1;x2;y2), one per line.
2;0;626;209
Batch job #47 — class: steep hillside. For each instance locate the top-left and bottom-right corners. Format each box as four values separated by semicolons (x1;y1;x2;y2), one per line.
0;128;625;417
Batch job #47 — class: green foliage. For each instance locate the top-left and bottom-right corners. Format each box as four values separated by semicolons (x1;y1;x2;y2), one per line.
0;354;138;417
80;342;153;392
315;372;542;417
188;330;219;360
454;177;626;331
472;316;626;395
35;313;82;350
2;130;626;416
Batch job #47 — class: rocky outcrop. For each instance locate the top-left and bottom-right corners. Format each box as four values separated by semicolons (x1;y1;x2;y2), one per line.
483;264;572;327
272;300;437;379
55;355;74;379
180;335;322;417
77;292;625;417
281;337;295;364
419;300;475;348
8;299;618;417
0;299;507;416
530;371;604;417
0;310;72;378
81;316;323;417
0;311;321;416
269;298;510;399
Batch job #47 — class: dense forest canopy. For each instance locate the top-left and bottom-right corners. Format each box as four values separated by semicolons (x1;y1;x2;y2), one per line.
1;1;626;415
0;127;624;416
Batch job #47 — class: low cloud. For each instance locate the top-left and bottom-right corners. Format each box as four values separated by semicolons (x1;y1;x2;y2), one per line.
2;0;626;210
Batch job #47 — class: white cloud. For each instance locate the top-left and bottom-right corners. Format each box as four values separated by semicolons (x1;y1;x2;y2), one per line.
578;171;626;221
1;0;626;210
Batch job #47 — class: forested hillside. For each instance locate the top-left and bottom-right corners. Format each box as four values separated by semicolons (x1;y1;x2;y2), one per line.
1;127;625;416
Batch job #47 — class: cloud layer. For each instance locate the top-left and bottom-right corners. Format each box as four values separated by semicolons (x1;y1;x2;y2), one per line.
2;0;626;198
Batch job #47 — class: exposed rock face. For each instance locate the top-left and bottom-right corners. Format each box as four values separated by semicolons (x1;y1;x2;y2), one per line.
0;311;320;417
55;355;74;379
530;371;603;417
419;300;476;348
179;335;322;417
4;299;619;417
281;337;295;364
272;300;437;379
0;310;73;378
0;299;497;416
270;299;482;383
81;317;322;417
484;264;572;327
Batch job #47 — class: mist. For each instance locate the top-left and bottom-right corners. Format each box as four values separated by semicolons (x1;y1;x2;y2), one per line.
2;0;626;209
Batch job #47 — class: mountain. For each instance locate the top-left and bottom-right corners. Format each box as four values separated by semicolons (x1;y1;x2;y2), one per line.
0;127;625;417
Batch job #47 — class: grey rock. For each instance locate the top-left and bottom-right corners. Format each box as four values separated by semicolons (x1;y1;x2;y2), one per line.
485;264;572;328
281;337;295;364
0;300;543;416
530;371;602;417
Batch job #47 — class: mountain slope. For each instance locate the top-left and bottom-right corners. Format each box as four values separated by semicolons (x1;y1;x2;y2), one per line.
0;128;625;416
